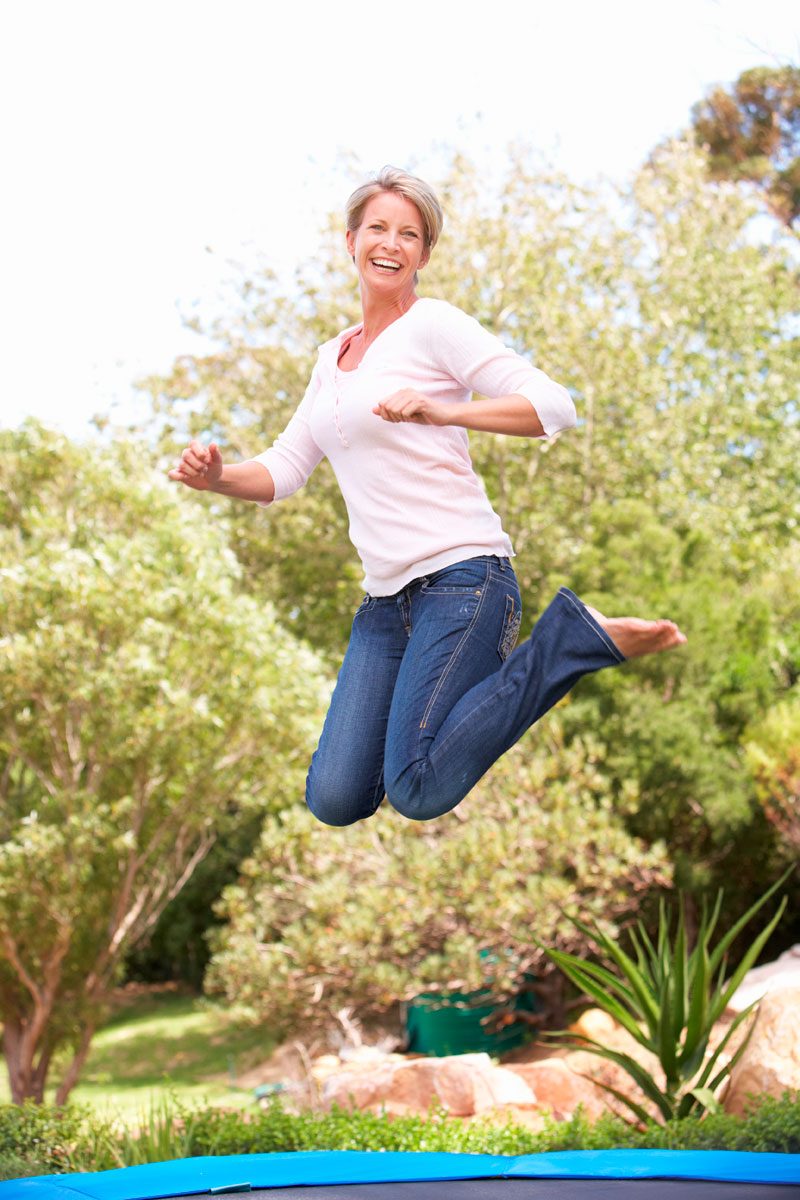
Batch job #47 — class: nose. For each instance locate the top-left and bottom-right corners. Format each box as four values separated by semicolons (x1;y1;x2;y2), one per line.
382;228;400;252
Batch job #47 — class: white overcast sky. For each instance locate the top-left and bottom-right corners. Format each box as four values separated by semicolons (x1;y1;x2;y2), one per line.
1;0;797;438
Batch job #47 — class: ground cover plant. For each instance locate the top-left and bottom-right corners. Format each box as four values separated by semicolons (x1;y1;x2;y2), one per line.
2;1092;800;1179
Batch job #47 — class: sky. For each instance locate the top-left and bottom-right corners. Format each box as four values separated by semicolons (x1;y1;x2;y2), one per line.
1;0;797;438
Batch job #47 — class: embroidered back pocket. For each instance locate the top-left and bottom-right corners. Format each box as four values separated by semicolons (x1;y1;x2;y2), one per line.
498;594;522;661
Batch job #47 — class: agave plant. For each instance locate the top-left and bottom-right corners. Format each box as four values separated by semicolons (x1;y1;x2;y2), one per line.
542;872;790;1124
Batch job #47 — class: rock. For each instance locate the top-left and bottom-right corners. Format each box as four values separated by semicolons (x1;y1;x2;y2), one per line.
568;1008;619;1043
506;1057;606;1120
724;988;800;1115
321;1051;535;1116
726;946;800;1013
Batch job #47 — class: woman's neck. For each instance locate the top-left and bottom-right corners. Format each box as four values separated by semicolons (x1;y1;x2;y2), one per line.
359;287;418;344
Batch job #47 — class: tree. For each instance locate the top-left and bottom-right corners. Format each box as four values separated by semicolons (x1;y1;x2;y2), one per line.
145;141;799;927
0;424;329;1103
206;729;671;1033
746;692;800;860
691;65;800;227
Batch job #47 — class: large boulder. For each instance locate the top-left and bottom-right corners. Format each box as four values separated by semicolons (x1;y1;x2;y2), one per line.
724;987;800;1115
505;1057;606;1121
321;1051;535;1116
726;946;800;1013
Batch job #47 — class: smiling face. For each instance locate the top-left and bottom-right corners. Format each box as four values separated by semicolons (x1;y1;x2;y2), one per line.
346;190;430;298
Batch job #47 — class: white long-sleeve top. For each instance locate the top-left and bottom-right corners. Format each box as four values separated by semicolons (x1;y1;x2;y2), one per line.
252;298;576;596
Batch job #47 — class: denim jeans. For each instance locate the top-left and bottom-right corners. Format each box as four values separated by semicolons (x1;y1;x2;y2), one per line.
305;555;625;825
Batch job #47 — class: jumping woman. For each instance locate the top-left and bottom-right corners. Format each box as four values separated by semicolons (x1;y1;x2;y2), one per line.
169;167;686;826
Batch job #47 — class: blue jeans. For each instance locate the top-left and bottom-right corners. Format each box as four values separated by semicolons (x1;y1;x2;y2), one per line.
306;555;625;825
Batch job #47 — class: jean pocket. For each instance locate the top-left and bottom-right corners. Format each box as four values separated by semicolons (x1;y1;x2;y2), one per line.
498;593;522;661
353;594;375;618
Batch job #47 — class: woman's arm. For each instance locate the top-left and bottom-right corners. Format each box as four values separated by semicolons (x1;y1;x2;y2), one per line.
169;441;275;503
407;300;576;437
372;391;544;437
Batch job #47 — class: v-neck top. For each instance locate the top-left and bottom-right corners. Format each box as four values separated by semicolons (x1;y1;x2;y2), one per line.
251;298;576;596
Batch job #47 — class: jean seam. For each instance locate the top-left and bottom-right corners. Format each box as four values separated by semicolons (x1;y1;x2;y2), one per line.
557;587;626;662
418;560;491;729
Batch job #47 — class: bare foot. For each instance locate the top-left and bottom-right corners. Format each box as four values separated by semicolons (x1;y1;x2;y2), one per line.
585;605;687;660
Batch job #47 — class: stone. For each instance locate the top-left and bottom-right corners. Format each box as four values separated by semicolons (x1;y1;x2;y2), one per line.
506;1057;606;1120
724;988;800;1115
726;946;800;1013
567;1008;619;1043
321;1051;535;1117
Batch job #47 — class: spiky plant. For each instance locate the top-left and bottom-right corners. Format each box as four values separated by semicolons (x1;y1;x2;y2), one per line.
542;872;790;1124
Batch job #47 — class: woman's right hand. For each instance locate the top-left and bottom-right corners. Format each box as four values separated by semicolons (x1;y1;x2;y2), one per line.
168;440;223;491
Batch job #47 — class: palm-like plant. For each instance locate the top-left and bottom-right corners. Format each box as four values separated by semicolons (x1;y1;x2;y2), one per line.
542;873;790;1124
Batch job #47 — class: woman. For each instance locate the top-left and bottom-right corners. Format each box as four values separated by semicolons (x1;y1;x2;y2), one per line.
170;167;686;826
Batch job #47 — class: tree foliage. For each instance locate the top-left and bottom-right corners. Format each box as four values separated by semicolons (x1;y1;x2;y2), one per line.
691;65;800;226
0;424;329;1103
145;141;799;909
746;692;800;861
206;730;670;1033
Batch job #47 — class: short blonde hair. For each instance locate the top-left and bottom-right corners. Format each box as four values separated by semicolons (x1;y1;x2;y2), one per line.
345;166;444;252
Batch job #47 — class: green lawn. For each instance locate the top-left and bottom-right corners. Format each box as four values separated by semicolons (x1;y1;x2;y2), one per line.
0;990;277;1123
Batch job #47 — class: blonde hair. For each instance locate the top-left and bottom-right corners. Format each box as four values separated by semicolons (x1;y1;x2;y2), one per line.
345;166;444;251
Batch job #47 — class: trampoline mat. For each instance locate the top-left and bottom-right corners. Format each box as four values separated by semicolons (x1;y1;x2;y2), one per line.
197;1184;800;1200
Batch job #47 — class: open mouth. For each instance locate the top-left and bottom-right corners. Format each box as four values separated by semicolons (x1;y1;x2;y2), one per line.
371;258;402;273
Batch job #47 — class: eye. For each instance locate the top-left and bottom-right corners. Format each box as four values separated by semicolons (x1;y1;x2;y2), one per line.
403;230;419;239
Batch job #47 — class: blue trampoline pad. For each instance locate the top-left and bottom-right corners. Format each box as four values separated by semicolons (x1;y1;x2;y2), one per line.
3;1150;800;1200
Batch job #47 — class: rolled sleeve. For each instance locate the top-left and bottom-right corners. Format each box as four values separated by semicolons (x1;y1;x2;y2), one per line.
431;301;576;438
514;375;576;437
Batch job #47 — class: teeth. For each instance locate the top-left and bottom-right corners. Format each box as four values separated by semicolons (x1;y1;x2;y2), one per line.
373;259;401;270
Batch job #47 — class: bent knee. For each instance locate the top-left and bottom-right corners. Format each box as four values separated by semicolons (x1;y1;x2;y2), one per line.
305;778;380;828
385;782;442;823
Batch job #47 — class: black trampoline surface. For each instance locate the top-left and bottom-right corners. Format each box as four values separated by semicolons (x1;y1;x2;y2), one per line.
188;1185;800;1200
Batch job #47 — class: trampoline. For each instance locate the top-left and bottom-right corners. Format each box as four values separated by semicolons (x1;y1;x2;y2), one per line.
3;1150;800;1200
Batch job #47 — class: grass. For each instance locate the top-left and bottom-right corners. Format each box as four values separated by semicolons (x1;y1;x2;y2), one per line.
0;988;278;1123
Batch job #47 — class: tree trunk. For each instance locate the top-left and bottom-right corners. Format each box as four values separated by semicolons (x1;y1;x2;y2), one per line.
3;1019;46;1104
54;1021;97;1107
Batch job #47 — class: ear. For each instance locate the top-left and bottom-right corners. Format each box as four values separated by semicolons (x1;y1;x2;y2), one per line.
418;244;431;271
346;228;356;259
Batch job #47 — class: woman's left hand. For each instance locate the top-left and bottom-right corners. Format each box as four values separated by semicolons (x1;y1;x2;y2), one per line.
372;390;448;426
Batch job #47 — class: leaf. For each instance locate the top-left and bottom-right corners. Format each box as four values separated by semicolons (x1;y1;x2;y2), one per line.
709;896;789;1026
686;1086;722;1114
684;933;709;1062
561;1033;674;1123
707;869;792;978
571;1070;656;1127
566;916;659;1030
543;949;652;1047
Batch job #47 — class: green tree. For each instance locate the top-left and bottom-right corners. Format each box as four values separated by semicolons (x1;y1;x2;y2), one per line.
691;65;800;226
147;140;799;921
746;692;800;861
0;424;329;1103
206;729;670;1033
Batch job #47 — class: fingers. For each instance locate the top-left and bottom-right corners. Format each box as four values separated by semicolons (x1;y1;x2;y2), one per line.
372;390;430;423
168;440;211;484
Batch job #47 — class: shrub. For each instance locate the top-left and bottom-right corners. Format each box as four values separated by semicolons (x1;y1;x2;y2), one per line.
542;872;790;1123
2;1092;800;1177
206;730;671;1033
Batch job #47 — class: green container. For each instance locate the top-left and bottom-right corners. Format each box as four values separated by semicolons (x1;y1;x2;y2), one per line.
404;985;536;1057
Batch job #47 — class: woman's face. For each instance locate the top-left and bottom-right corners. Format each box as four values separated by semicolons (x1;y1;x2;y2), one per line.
346;191;429;295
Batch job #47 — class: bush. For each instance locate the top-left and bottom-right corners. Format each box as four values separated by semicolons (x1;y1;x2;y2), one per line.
206;730;671;1033
2;1092;799;1178
0;1101;114;1177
